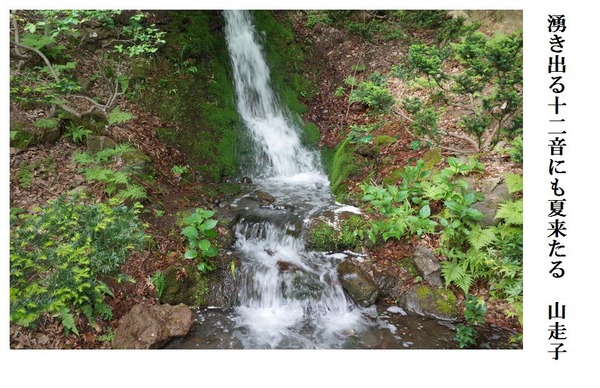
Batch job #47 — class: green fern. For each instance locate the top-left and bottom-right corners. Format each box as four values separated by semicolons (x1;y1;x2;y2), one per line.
440;260;473;294
116;184;147;201
468;225;497;251
495;199;523;225
108;107;135;126
504;173;523;194
59;307;79;336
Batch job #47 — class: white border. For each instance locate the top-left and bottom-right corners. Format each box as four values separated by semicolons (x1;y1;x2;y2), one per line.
3;1;597;386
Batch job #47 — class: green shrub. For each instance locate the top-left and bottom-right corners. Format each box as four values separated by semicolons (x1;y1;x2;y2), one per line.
349;81;395;113
10;194;147;334
180;208;219;273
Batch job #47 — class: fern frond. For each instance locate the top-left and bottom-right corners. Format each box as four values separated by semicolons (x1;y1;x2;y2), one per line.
495;199;523;225
117;184;147;201
468;225;497;251
440;260;473;294
504;173;523;194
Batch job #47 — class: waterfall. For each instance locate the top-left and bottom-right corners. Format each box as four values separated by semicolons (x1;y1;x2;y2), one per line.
224;10;322;180
222;10;366;348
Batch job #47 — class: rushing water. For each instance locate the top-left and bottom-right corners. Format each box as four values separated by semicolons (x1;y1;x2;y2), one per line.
165;10;517;349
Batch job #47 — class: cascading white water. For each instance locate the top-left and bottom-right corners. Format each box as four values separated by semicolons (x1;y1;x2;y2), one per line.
224;10;322;179
223;10;366;348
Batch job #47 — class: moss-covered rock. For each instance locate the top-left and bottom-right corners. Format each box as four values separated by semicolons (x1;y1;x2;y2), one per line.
399;284;459;321
86;135;117;154
324;138;371;203
160;264;211;307
305;211;366;252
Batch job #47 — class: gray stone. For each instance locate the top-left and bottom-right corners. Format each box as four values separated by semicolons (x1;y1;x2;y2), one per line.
337;260;379;307
411;246;443;287
473;178;510;227
113;303;193;349
398;285;459;321
86;135;116;154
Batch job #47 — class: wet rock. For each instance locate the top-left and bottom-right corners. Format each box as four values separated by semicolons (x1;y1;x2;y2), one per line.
398;284;459;321
113;303;193;349
283;271;324;301
337;259;379;307
411;246;443;288
255;190;276;205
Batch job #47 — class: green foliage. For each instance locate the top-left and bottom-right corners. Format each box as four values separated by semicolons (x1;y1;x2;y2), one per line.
107;107;135;126
72;144;148;201
349;78;395;113
11;10;166;116
396;29;523;152
305;11;332;29
181;208;219;273
150;271;166;299
16;162;34;188
455;294;487;348
65;123;92;144
10;193;147;334
347;123;380;144
172;165;189;176
334;86;346;98
505;135;523;164
33;117;59;129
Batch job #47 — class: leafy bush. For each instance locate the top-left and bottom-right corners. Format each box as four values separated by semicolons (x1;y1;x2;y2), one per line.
181;208;219;273
10;193;147;334
349;80;395;113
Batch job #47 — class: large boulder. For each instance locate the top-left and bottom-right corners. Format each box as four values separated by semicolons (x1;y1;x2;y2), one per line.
113;303;193;349
398;284;459;321
337;259;379;307
472;177;510;227
86;135;117;154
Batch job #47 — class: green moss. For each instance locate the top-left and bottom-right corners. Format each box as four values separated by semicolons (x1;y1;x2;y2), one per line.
160;264;210;307
415;284;458;316
137;11;248;182
329;138;360;201
306;222;336;251
152;127;178;144
374;135;397;147
302;122;321;148
306;214;366;251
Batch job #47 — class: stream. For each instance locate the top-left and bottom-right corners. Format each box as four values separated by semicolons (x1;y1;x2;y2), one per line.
165;10;517;349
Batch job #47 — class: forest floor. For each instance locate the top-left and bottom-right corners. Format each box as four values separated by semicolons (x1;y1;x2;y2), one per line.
9;11;522;348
